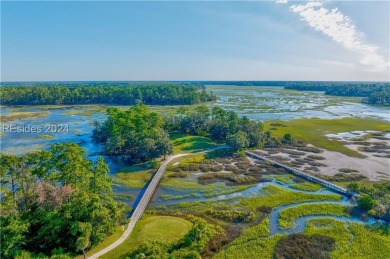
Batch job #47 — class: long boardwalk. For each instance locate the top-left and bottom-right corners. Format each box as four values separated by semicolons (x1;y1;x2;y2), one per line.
88;153;187;259
245;151;355;197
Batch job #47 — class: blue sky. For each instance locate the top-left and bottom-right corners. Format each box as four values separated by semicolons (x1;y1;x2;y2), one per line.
1;1;389;81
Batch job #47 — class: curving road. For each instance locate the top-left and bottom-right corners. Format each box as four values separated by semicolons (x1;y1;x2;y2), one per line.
88;153;188;259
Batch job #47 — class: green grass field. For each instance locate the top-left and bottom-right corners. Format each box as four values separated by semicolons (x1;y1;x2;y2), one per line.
170;133;221;154
264;117;390;157
100;216;192;259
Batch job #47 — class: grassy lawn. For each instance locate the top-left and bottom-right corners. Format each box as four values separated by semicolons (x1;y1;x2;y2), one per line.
264;117;390;157
278;203;350;229
100;216;192;259
171;133;221;154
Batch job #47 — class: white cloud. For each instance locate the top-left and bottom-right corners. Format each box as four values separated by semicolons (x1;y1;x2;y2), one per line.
276;0;288;4
290;1;389;71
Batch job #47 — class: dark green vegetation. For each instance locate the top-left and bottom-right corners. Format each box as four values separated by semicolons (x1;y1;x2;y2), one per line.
0;143;126;258
94;105;280;164
284;82;390;105
274;234;335;259
347;182;390;221
165;105;270;149
93;105;172;163
362;90;390;106
0;84;216;105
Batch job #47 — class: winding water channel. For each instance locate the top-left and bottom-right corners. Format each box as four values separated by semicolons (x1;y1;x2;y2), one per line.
150;180;382;235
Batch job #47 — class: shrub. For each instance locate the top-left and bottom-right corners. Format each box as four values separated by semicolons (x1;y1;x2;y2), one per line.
274;233;335;259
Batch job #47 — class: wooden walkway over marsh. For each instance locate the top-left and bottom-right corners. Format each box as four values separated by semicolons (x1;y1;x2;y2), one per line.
245;151;357;197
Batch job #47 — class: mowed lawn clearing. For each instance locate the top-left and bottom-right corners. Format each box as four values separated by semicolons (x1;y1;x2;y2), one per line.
264;117;390;157
171;133;221;154
100;216;192;259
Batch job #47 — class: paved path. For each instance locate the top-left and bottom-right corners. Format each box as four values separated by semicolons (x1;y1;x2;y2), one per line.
88;153;187;259
89;145;228;258
245;151;356;196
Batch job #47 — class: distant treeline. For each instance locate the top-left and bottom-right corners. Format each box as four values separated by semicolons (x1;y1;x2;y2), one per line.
283;82;390;106
0;84;216;105
362;91;390;106
195;81;390;89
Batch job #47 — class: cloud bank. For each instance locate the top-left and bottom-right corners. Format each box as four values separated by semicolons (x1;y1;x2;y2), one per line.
290;1;388;71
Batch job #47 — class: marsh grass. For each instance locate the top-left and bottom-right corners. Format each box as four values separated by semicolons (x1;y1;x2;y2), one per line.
1;111;50;122
305;218;390;258
264;118;390;157
113;161;159;188
239;185;342;211
278;203;351;229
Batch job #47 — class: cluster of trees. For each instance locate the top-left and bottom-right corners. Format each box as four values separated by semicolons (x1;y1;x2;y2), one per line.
93;105;172;163
165;106;270;151
127;216;223;259
362;90;390;106
347;182;390;221
0;143;126;258
0;84;216;105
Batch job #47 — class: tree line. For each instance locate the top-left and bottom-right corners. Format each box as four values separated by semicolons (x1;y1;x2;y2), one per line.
164;105;292;151
284;83;390;106
362;90;390;106
0;143;126;258
0;84;216;105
